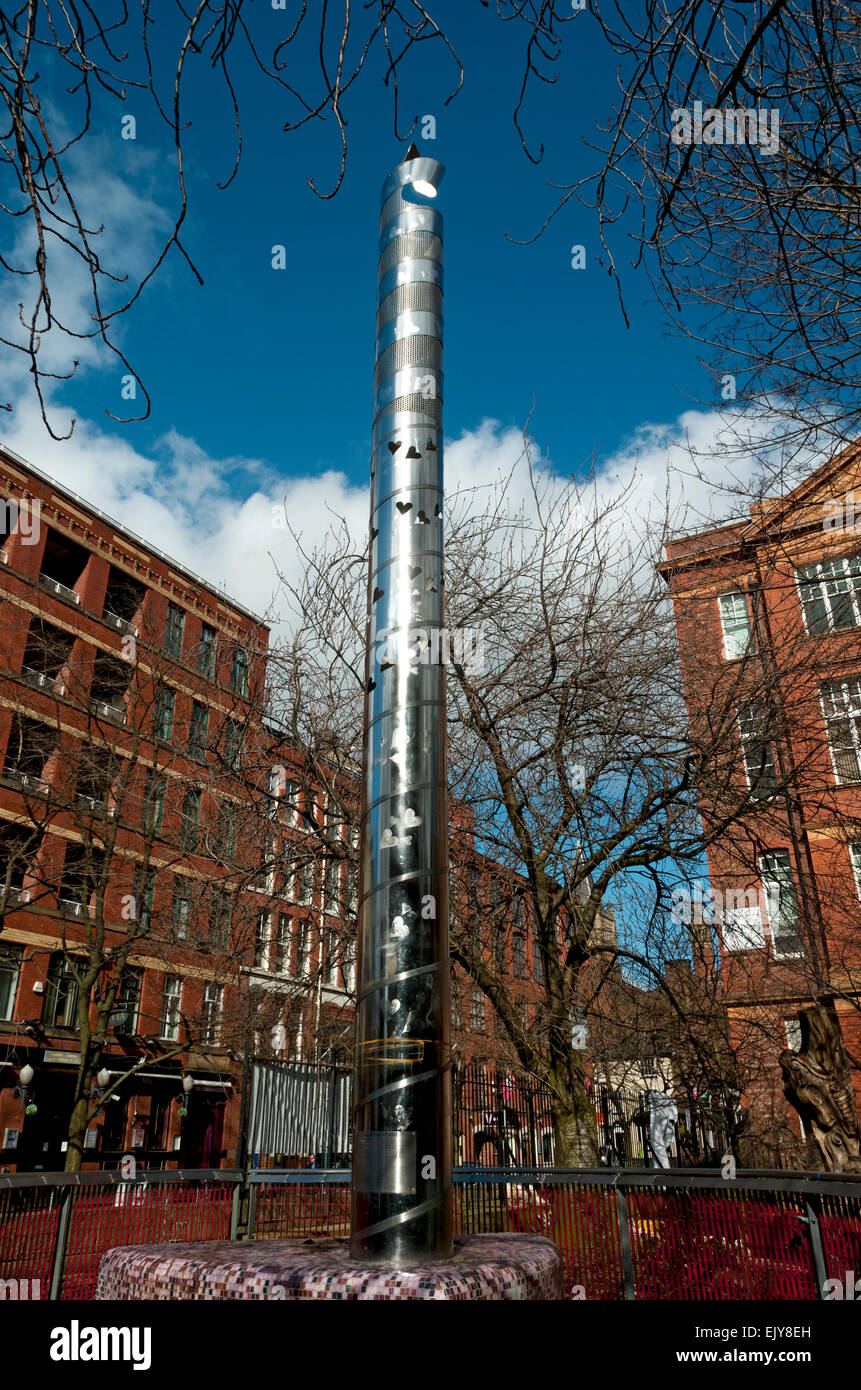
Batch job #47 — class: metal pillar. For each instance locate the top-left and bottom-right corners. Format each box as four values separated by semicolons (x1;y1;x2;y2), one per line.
350;146;452;1263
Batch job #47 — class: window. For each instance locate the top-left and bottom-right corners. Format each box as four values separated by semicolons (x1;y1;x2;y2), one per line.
324;859;341;915
135;870;156;929
295;917;310;975
492;926;506;973
718;591;753;659
45;954;80;1029
452;987;463;1032
223;719;242;770
322;925;338;985
302;793;318;832
255;835;275;892
532;939;545;984
512;932;527;978
513;895;525;930
230;645;249;696
738;705;778;797
821;677;861;783
0;945;21;1020
153;685;175;742
179;786;201;849
209;888;231;951
112;967;142;1033
294;860;314;906
275;914;291;973
760;851;805;957
201;983;222;1045
198;622;216;678
253;911;270;969
189;701;209;760
346;864;358;912
850;844;861;903
160;976;182;1040
467;864;480;906
283;779;298;825
164;602;185;658
216;802;238;860
145;773;166;835
797;553;861;634
343;942;356;993
469;988;486;1034
171;879;192;939
721;901;766;952
59;844;104;915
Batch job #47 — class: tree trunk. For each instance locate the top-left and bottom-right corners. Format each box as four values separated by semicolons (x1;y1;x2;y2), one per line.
64;1092;90;1173
780;1004;861;1174
551;1093;599;1167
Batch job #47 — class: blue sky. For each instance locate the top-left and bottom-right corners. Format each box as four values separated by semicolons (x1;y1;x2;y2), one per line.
1;5;729;620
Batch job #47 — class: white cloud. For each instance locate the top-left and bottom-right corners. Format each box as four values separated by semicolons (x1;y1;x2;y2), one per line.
1;399;796;632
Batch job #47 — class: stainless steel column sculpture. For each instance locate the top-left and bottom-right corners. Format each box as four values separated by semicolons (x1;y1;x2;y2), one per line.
351;146;452;1263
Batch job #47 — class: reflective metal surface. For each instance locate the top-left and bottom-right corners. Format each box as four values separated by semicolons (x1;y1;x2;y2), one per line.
350;148;452;1263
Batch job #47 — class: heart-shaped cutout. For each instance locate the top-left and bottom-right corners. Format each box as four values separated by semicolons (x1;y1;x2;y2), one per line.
416;510;430;525
426;439;437;452
405;445;421;459
373;587;384;602
408;565;421;579
371;526;379;540
402;808;422;828
396;501;412;514
367;677;376;691
434;503;442;517
388;441;402;455
424;578;438;592
380;828;398;848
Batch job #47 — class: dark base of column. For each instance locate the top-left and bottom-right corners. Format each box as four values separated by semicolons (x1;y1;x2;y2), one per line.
96;1234;563;1301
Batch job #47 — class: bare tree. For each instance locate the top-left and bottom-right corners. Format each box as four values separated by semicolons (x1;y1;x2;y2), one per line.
0;1;588;435
553;1;861;476
272;436;857;1165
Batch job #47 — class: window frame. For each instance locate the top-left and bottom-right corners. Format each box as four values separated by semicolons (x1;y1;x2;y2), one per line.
717;590;753;660
230;645;250;697
188;701;209;761
179;785;202;850
198;622;216;678
759;850;805;959
160;975;182;1041
738;704;779;798
821;676;861;784
153;685;175;743
201;982;222;1045
0;945;22;1021
163;602;185;659
796;552;861;635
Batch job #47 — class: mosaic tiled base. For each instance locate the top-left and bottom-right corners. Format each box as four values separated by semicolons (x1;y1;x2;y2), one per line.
96;1234;563;1301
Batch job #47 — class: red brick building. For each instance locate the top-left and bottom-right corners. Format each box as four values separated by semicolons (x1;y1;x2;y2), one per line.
661;445;861;1162
0;443;359;1171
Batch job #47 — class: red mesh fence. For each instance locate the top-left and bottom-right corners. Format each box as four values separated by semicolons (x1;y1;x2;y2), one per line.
2;1172;860;1300
59;1180;235;1300
625;1186;816;1300
0;1185;59;1295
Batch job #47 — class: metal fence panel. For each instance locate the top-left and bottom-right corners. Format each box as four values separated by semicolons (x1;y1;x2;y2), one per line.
248;1061;352;1165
